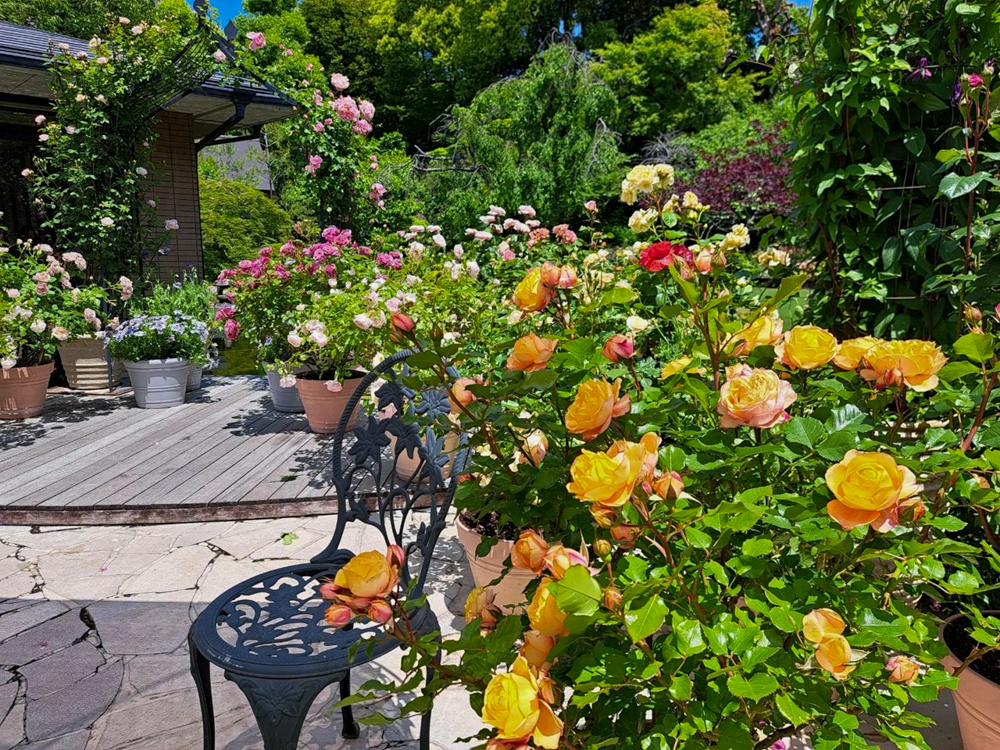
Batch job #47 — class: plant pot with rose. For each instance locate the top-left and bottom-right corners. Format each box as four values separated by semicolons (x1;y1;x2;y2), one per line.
106;313;209;409
941;611;1000;749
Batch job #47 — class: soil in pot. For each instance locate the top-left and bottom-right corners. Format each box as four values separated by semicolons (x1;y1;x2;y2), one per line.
456;511;536;611
943;616;1000;683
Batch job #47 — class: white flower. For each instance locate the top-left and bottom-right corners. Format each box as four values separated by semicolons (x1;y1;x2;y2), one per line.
96;95;106;103
213;49;226;63
65;126;76;134
309;330;329;347
409;225;425;234
279;375;297;388
20;168;32;177
38;134;48;142
325;380;343;392
135;167;148;176
50;326;70;341
626;315;649;334
466;260;480;278
147;199;156;208
164;219;179;230
488;205;506;217
30;319;46;333
1;358;15;370
518;205;536;218
432;233;446;249
5;289;18;298
287;332;303;348
75;93;87;102
427;225;441;233
100;217;114;227
34;115;46;125
353;314;373;330
453;244;464;259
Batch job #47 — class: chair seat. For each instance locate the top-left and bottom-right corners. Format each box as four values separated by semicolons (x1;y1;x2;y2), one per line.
190;552;434;680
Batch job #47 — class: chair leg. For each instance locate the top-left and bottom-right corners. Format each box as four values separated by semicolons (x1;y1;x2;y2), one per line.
227;673;330;750
419;660;437;750
188;634;215;750
339;670;361;739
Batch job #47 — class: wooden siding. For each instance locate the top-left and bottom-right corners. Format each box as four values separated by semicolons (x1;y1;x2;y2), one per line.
148;111;203;279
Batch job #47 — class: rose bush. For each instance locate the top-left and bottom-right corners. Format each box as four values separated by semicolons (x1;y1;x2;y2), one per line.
314;163;1000;750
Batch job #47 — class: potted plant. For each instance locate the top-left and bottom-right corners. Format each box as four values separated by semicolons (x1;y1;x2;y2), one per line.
215;228;366;413
105;312;208;408
941;611;1000;750
136;273;219;391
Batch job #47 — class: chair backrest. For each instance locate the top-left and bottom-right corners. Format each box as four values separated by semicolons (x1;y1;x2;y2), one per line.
309;349;468;598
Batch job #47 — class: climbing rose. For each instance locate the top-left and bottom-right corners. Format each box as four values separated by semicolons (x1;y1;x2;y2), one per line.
329;73;349;91
246;32;265;50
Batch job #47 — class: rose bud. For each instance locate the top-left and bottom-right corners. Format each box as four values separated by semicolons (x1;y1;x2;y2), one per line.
519;629;557;669
543;544;589;580
318;581;340;600
593;538;612;559
694;249;714;275
386;544;406;569
590;506;617;528
965;304;982;325
886;656;920;684
602;334;634;363
391;312;415;332
324;604;353;627
367;599;394;624
609;524;641;548
712;250;727;271
539;261;561;288
556;265;578;288
511;530;548;573
521;430;548;465
603;586;623;610
653;471;684;502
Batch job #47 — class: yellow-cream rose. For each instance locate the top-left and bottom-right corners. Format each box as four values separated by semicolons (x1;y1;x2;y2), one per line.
566;442;646;508
802;608;845;644
832;336;882;370
507;333;558;373
775;325;838;370
815;634;855;681
824;450;921;532
608;432;661;479
521;430;548;466
564;378;630;440
511;530;548;574
659;356;706;380
482;657;562;748
860;339;947;392
731;310;783;357
527;578;567;637
333;550;398;599
511;268;553;312
465;587;498;629
520;630;557;670
717;365;797;429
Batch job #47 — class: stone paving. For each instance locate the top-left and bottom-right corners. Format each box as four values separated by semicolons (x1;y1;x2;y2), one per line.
0;517;965;750
0;516;482;750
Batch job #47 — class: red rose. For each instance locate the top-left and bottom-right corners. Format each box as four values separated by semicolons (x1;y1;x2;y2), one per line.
638;242;694;272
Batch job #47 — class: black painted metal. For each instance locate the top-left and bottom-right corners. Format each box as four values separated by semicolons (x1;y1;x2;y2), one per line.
188;350;467;750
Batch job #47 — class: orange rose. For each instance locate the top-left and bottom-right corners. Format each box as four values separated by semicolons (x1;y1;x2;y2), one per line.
832;336;882;370
825;450;921;532
450;377;480;409
520;430;549;466
815;634;856;680
507;333;558;373
775;325;838;370
717;365;797;429
511;530;548;574
520;630;557;670
512;268;554;312
860;340;947;392
886;656;920;684
565;378;630;440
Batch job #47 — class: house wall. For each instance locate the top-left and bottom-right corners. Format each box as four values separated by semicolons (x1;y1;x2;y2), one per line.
148;111;203;279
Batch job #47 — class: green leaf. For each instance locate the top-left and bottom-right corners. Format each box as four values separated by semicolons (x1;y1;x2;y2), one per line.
768;606;800;633
904;129;926;156
785;416;825;449
857;608;907;640
954;332;995;363
833;710;860;730
762;274;808;312
741;538;774;557
686;527;713;550
674;618;706;656
939;172;990;199
728;673;779;701
939;361;981;381
816;430;858;461
669;674;693;701
776;693;811;726
716;719;753;750
955;2;981;14
625;596;668;643
549;565;602;617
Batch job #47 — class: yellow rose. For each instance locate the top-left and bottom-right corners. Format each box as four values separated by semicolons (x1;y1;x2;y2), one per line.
564;378;630;441
527;578;567;637
815;634;855;681
731;311;783;357
717;365;797;429
520;630;557;670
333;550;398;599
465;587;498;630
608;432;661;479
802;608;845;644
482;657;563;749
521;430;549;466
542;544;589;580
566;442;646;508
775;325;838;370
659;356;706;380
860;339;947;392
511;530;548;574
824;450;921;532
507;333;558;373
832;336;882;370
511;268;553;312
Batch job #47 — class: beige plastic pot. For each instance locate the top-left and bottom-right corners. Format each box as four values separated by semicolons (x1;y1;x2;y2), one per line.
0;362;54;419
455;514;536;611
941;612;1000;750
58;338;119;390
391;431;461;482
295;376;364;434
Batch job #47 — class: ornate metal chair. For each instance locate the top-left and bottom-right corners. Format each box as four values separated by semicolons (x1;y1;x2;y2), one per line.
188;350;468;750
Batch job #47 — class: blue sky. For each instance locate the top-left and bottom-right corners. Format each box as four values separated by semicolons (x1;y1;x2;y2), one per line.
192;0;242;25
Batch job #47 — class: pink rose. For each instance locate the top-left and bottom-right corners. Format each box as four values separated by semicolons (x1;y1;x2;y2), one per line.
329;73;349;91
246;32;265;51
717;365;797;429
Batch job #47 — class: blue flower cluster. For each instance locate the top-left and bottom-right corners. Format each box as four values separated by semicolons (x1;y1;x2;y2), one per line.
107;312;209;363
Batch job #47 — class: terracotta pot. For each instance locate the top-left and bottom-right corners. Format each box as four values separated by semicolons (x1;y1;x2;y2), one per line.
455;514;536;612
294;376;364;434
264;365;305;413
941;612;1000;750
124;359;189;409
391;431;461;482
58;338;120;391
0;362;54;419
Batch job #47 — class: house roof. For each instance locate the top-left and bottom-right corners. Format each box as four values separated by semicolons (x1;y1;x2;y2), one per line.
0;20;294;140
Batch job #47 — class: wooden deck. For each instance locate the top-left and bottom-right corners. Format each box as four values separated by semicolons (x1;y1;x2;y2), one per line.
0;376;352;524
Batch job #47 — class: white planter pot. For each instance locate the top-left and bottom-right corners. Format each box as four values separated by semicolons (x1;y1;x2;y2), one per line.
125;359;189;409
265;366;305;413
187;364;204;392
